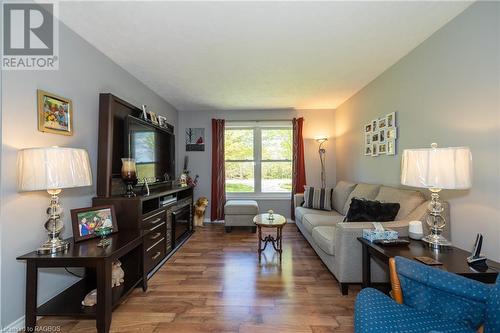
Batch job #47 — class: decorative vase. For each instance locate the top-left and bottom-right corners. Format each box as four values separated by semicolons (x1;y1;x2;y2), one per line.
95;226;113;247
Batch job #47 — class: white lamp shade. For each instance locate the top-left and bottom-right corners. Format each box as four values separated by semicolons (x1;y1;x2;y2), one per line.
17;147;92;191
401;146;472;190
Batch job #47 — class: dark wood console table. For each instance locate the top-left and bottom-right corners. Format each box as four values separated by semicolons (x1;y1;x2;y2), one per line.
17;230;148;333
358;237;499;291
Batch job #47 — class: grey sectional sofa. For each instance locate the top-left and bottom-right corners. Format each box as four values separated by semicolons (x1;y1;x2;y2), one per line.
294;180;450;295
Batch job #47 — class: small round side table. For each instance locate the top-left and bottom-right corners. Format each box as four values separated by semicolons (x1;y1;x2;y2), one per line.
253;213;287;264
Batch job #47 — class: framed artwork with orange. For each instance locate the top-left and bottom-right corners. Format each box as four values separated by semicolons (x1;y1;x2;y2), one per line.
37;89;73;135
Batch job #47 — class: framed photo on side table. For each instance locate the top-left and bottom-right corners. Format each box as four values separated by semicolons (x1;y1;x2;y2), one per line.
71;205;118;242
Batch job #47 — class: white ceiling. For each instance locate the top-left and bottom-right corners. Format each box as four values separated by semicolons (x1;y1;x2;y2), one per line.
59;1;472;111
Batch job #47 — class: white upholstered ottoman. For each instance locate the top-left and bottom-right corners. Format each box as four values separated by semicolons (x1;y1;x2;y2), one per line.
224;200;259;233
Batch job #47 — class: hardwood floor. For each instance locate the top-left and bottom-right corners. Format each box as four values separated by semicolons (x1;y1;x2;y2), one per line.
37;224;358;332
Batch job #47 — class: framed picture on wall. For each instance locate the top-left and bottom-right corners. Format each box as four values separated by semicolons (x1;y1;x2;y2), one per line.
378;117;387;129
386;112;396;127
387;139;396;155
378;143;387;155
379;128;386;143
386;127;397;140
371;143;378;156
365;145;372;156
363;112;397;157
186;128;205;151
37;90;73;136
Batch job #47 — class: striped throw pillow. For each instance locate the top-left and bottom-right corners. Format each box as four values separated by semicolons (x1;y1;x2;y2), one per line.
302;186;333;211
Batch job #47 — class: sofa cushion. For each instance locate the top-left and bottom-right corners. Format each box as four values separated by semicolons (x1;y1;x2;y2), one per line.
342;183;381;215
302;213;344;235
345;198;400;222
303;186;333;211
224;200;259;215
374;186;425;220
295;207;337;223
332;181;357;213
312;226;335;256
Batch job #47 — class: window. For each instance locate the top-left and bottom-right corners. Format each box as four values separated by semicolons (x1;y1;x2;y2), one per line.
225;121;292;195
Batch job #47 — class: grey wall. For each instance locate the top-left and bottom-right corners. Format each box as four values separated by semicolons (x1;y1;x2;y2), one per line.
335;2;500;261
177;108;335;219
0;19;178;327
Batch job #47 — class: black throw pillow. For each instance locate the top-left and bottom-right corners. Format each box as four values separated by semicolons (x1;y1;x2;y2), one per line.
344;198;400;222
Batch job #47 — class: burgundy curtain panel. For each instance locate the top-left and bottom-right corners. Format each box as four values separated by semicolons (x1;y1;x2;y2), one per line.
211;119;226;221
291;117;307;220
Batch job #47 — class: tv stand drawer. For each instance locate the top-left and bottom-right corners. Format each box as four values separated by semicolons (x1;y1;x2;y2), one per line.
144;223;166;250
145;237;166;271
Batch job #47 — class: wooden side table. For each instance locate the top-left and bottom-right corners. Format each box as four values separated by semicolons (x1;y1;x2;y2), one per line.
357;237;499;290
17;230;148;333
253;213;287;264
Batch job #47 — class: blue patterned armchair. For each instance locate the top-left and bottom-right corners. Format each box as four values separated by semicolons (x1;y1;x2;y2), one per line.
354;256;499;333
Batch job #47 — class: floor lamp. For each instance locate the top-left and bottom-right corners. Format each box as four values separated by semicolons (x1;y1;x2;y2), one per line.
316;137;328;188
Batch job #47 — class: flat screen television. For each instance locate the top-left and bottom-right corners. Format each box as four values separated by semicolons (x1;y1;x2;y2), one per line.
125;115;175;185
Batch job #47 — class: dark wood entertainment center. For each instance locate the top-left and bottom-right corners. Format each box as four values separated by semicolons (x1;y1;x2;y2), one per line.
17;93;194;333
95;93;194;276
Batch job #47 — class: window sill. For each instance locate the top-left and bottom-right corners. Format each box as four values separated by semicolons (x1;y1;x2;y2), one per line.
226;193;291;201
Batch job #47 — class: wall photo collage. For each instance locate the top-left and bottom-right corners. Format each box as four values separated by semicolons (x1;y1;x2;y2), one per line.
364;112;397;157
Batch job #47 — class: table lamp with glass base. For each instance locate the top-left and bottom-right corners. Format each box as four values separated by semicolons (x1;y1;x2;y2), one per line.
17;147;93;255
422;188;451;248
38;189;70;254
401;143;472;249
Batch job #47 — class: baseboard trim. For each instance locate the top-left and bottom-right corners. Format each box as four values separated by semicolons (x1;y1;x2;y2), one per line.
3;315;25;332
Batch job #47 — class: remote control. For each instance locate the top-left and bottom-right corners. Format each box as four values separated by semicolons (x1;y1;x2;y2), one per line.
374;239;410;246
415;256;442;266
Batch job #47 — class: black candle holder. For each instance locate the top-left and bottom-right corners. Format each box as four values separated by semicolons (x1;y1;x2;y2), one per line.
122;177;137;198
